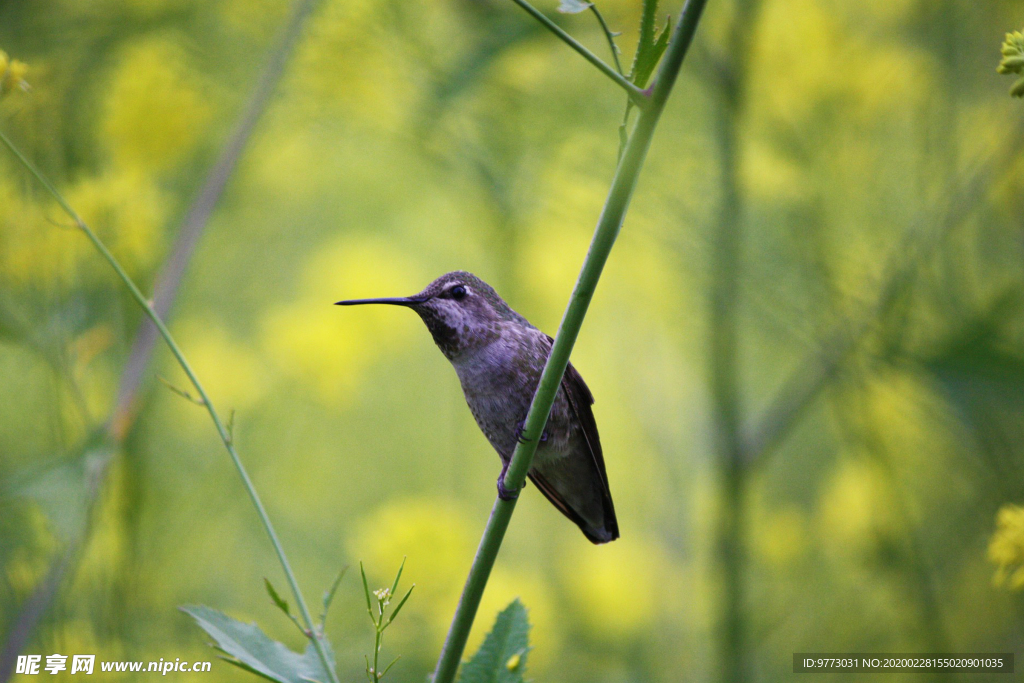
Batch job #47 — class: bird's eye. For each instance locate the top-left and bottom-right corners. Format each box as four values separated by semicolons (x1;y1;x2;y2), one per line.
450;284;467;300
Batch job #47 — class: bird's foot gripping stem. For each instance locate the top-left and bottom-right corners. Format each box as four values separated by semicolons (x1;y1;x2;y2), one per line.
496;462;522;501
514;420;548;445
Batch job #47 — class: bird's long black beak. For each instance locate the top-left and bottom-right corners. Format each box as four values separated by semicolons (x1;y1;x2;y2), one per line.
334;295;428;307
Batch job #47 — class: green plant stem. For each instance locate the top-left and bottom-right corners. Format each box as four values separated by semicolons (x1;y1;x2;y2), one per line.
0;129;340;683
373;629;382;681
112;0;319;438
707;1;759;680
430;1;709;681
588;4;624;75
0;5;315;679
508;0;647;106
710;98;746;683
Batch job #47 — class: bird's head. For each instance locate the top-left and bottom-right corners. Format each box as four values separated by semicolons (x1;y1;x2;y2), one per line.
336;271;528;358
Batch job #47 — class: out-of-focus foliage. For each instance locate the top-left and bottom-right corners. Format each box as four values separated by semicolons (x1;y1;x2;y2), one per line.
0;50;29;98
1;0;1023;681
989;505;1024;590
998;29;1024;97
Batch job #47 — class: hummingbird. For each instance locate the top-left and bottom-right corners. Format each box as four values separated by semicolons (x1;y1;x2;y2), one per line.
336;271;618;544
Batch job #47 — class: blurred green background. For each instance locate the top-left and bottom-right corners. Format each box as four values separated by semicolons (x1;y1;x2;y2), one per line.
2;0;1024;681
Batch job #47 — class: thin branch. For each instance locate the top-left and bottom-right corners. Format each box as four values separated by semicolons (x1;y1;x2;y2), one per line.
111;0;318;439
588;4;624;75
430;1;710;681
508;0;647;106
706;0;761;679
0;2;336;681
1;128;341;683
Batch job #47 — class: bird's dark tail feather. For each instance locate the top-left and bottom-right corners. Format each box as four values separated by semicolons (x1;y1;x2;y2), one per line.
528;471;619;544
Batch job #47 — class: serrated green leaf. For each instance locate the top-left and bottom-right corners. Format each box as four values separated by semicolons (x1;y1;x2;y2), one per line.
215;651;284;683
265;578;291;617
457;599;531;683
627;0;660;84
557;0;592;14
181;605;335;683
631;15;671;88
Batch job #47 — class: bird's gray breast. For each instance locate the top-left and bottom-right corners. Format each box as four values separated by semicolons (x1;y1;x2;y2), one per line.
451;327;573;462
451;331;538;458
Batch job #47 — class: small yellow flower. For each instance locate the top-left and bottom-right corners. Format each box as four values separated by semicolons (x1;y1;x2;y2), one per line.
7;59;27;83
988;504;1024;589
0;49;30;97
101;35;211;171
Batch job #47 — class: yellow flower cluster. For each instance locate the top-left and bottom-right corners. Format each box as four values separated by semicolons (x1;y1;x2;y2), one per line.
102;35;211;172
0;171;166;288
988;504;1024;589
0;49;29;97
998;30;1024;98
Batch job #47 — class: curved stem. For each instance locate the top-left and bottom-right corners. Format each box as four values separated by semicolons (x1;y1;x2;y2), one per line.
0;128;341;683
588;4;624;75
0;4;320;680
430;1;710;681
112;0;319;439
508;0;647;106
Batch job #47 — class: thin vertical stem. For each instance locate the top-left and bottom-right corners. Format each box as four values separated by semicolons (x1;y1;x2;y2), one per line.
707;1;759;681
373;628;381;680
710;96;747;683
431;1;710;681
588;4;625;75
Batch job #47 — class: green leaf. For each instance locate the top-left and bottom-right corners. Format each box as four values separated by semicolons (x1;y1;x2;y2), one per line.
389;556;406;598
181;605;336;683
265;578;291;617
385;585;414;626
627;0;659;84
457;599;531;683
557;0;592;14
320;565;348;623
631;15;671;88
359;562;374;622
